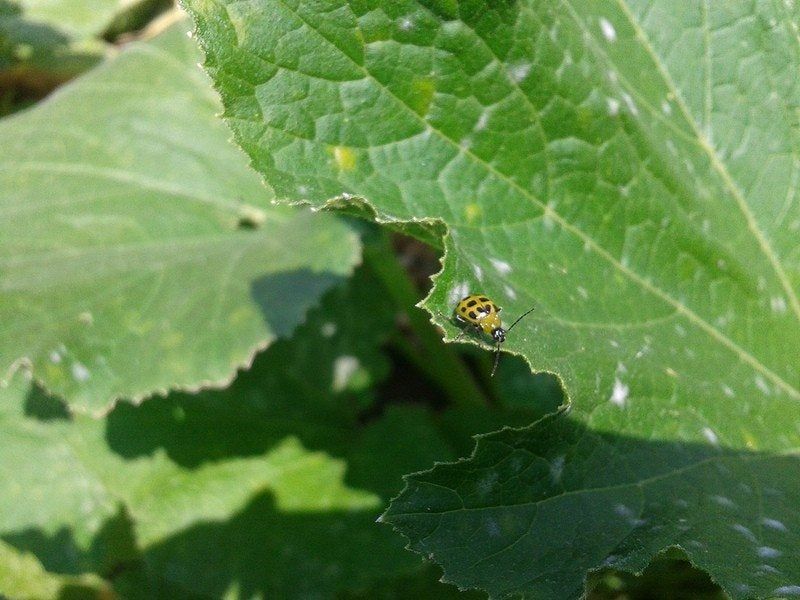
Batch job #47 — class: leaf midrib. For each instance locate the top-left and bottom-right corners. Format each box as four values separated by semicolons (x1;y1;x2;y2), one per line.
607;0;800;323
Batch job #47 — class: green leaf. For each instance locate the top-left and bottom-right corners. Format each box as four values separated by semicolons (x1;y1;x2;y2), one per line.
0;21;360;412
2;262;503;598
1;368;405;598
0;539;109;600
183;0;800;596
384;410;800;599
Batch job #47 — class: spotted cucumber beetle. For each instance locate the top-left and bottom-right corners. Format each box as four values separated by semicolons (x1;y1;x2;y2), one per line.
453;294;535;377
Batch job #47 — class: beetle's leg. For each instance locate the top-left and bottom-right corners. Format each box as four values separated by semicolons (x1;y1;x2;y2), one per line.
491;342;501;377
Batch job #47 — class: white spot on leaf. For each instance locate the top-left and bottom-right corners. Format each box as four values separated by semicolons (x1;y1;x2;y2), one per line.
757;546;783;559
711;495;736;509
71;362;90;382
774;586;800;596
613;503;646;526
509;62;531;83
614;503;633;518
754;375;771;395
761;517;788;532
489;258;512;275
398;16;414;30
622;92;638;116
610;377;629;407
599;17;617;42
729;524;753;541
449;282;470;306
771;296;787;314
758;564;781;574
701;427;719;446
550;455;565;483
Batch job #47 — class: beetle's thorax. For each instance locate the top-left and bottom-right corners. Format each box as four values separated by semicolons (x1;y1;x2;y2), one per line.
478;312;502;335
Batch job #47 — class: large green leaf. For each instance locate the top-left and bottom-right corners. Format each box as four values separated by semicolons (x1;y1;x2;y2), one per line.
183;0;800;596
1;261;509;598
385;410;800;599
0;20;360;412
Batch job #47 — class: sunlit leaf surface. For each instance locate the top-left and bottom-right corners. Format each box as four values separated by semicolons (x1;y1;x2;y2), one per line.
184;1;800;596
0;22;360;411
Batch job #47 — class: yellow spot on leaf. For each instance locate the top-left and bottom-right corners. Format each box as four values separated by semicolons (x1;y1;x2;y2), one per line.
332;146;357;171
410;77;435;116
44;363;65;383
465;203;481;223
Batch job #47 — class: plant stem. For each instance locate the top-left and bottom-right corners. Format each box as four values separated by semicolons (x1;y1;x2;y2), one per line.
363;230;488;409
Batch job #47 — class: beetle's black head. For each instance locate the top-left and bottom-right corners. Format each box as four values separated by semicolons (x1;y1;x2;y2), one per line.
492;327;506;343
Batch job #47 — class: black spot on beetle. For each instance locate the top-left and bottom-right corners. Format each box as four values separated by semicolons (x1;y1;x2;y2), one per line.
467;299;478;307
460;306;468;313
479;296;489;303
468;311;477;319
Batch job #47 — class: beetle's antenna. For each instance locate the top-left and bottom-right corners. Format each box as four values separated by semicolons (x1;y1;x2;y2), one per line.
491;343;501;377
506;306;536;332
490;306;534;377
